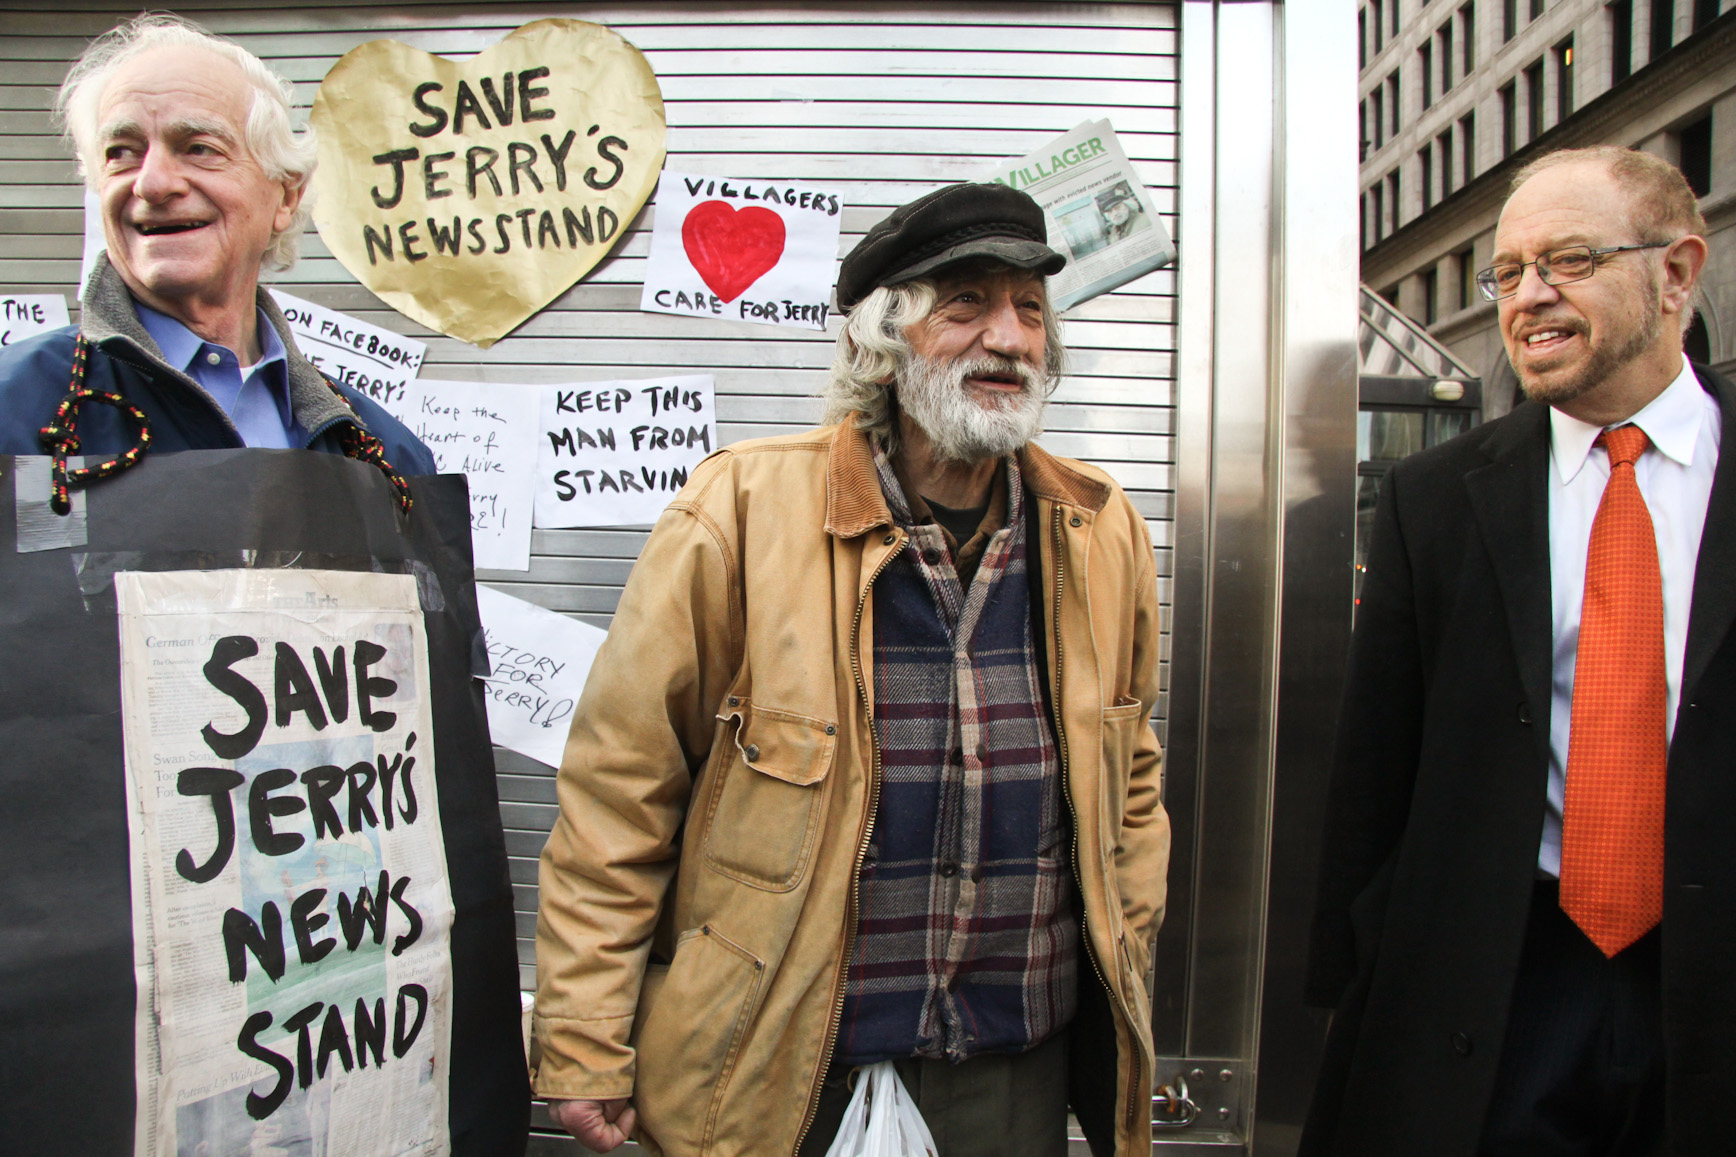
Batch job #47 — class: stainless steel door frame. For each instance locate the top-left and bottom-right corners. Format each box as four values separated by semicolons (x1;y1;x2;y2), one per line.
1157;1;1359;1151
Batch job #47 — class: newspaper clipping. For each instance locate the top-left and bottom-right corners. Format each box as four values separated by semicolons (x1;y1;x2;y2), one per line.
983;119;1175;312
116;570;453;1157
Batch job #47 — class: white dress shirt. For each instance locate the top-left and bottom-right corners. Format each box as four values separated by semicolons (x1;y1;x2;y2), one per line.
1540;356;1722;875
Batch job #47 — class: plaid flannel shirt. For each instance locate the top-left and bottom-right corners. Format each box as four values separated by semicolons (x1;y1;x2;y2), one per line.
833;445;1079;1065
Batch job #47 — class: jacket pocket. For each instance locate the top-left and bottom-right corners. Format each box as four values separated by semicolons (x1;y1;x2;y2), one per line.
631;924;765;1153
1099;697;1148;835
702;704;836;891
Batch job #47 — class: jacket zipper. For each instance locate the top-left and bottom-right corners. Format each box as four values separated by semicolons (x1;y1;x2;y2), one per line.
791;530;902;1155
1051;504;1144;1144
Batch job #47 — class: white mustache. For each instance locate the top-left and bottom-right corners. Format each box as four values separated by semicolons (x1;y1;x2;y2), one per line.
946;355;1042;392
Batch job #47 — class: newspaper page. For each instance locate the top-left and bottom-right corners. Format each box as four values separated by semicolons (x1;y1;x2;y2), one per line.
982;119;1175;312
117;570;453;1157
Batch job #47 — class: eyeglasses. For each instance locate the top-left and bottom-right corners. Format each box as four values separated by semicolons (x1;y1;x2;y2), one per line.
1474;242;1673;301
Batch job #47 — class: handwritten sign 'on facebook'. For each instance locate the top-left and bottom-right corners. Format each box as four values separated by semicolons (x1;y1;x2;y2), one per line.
0;294;70;348
394;380;539;572
534;374;715;528
475;584;606;767
269;290;428;409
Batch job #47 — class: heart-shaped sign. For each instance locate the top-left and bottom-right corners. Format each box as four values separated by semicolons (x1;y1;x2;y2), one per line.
681;202;787;303
310;20;666;347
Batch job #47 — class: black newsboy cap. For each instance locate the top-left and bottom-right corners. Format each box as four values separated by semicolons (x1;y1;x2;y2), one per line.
836;182;1066;312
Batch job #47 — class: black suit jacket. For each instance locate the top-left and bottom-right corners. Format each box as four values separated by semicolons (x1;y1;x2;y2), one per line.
1302;364;1736;1155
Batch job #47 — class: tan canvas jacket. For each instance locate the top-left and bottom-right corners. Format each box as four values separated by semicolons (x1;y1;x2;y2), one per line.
533;421;1169;1156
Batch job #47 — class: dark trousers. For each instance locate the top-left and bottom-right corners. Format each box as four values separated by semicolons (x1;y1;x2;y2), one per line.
1477;880;1664;1157
797;1028;1070;1157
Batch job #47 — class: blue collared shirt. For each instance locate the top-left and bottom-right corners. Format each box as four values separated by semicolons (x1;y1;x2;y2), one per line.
135;303;303;449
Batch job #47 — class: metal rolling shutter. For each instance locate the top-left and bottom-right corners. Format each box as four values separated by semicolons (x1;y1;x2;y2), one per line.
0;1;1178;994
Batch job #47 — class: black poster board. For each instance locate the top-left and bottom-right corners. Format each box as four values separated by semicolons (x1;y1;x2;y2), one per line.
0;450;528;1156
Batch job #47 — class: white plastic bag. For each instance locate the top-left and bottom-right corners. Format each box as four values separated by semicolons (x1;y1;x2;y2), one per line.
822;1061;939;1157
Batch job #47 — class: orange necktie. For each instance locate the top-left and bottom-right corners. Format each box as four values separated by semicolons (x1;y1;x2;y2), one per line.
1560;424;1668;958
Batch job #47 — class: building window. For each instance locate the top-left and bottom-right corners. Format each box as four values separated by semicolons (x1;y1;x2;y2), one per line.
1531;0;1545;18
1421;147;1435;209
1361;98;1370;159
1612;0;1635;82
1441;23;1455;92
1389;169;1402;233
1439;129;1456;193
1505;0;1519;40
1501;81;1518;155
1421;43;1435;109
1360;8;1369;69
1678;111;1713;195
1380;283;1401;306
1374;0;1386;50
1652;0;1675;59
1461;113;1476;182
1462;3;1477;73
1373;86;1386;147
1422;267;1439;326
1390;71;1402;136
1361;192;1369;250
1695;0;1720;31
1393;0;1403;39
1373;182;1386;242
1526;59;1546;141
1456;246;1476;311
1555;39;1575;120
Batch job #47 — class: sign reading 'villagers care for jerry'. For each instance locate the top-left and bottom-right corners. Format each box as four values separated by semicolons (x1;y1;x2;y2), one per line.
310;20;666;347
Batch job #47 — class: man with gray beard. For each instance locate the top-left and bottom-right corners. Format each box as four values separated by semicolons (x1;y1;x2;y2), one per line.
534;183;1168;1157
1305;147;1736;1155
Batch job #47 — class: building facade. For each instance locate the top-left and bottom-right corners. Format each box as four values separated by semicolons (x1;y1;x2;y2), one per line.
1359;0;1736;414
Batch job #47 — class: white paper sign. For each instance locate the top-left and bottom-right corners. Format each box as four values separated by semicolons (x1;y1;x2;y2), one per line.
269;290;428;410
534;375;716;528
386;380;539;572
116;569;453;1157
640;172;843;331
80;190;105;294
0;294;70;347
475;585;607;768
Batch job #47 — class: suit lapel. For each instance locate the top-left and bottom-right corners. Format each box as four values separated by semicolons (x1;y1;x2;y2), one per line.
1682;365;1736;699
1465;402;1554;743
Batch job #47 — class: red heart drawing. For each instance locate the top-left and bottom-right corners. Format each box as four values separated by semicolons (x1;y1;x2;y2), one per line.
682;201;786;303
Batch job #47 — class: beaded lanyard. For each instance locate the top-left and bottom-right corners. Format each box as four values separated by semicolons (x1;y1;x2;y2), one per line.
36;333;413;516
321;383;414;514
37;334;152;515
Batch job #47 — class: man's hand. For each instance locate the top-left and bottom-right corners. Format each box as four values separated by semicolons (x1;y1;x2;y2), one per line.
547;1098;638;1152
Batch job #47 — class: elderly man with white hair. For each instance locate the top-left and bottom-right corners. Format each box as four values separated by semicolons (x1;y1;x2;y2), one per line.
0;13;432;485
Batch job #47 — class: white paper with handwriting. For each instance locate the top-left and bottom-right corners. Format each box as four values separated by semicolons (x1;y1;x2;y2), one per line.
475;586;606;767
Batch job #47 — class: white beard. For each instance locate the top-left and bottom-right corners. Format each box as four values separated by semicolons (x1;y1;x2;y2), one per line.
896;353;1049;464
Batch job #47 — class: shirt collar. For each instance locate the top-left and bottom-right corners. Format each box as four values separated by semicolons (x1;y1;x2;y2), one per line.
253;310;287;373
133;301;288;377
870;435;1019;536
1550;354;1703;484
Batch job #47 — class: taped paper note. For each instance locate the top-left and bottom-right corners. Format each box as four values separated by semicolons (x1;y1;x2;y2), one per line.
534;375;715;528
476;585;605;767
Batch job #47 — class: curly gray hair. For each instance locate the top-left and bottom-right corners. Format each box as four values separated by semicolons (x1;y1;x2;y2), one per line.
821;270;1066;452
57;13;317;271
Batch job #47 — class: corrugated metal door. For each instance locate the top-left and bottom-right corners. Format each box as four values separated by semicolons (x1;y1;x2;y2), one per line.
0;1;1178;996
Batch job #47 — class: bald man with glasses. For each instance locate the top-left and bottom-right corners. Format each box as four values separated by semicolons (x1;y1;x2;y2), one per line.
1304;146;1733;1156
